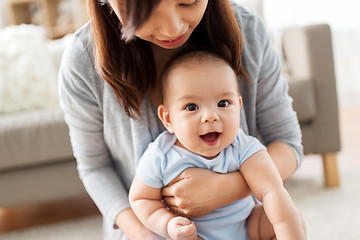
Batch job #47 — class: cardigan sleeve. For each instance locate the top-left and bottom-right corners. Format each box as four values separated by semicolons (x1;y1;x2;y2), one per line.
232;3;304;167
58;26;130;227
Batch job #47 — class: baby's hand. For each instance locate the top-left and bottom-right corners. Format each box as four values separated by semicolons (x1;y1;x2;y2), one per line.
167;216;197;240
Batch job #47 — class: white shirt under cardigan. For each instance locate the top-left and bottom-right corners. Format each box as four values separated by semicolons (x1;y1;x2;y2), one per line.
136;129;266;240
58;2;303;239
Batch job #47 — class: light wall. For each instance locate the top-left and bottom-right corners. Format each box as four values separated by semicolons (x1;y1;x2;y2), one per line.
263;0;360;33
262;0;360;107
238;0;360;107
0;0;11;28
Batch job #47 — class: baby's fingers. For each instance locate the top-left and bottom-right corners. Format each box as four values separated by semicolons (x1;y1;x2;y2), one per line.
173;216;192;225
168;217;197;240
176;222;197;240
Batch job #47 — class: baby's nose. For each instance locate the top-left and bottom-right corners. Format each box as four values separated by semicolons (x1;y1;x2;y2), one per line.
201;112;219;123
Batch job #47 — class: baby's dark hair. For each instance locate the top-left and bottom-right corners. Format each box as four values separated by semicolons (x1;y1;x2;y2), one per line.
161;50;239;100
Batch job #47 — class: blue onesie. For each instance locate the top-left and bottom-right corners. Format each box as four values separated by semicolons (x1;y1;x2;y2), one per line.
136;129;266;240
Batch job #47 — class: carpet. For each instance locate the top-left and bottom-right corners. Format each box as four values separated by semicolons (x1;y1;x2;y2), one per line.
285;155;360;240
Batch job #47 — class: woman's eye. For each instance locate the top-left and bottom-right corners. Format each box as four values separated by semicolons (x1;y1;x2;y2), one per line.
185;104;199;111
218;100;230;108
179;0;199;7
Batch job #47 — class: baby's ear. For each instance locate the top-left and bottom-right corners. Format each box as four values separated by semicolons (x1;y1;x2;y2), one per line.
238;96;242;108
158;104;174;133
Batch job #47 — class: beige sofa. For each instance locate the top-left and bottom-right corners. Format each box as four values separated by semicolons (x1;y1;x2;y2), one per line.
0;23;341;208
0;107;86;207
0;32;87;207
283;24;341;187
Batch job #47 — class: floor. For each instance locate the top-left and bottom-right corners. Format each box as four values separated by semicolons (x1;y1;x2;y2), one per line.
0;195;100;233
283;107;360;240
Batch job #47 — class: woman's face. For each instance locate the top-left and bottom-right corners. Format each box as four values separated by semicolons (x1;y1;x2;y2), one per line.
109;0;208;49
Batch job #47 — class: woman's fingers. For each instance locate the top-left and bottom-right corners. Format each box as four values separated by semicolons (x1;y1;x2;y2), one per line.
163;196;176;206
161;185;174;197
163;197;184;215
162;171;187;197
169;205;183;215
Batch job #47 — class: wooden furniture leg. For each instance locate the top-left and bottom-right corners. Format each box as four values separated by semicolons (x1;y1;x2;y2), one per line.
322;153;340;187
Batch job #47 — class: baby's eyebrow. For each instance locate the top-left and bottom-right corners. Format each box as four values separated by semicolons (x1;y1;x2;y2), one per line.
177;94;198;102
217;91;239;98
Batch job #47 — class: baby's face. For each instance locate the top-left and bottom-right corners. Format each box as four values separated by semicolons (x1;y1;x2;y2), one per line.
160;59;241;159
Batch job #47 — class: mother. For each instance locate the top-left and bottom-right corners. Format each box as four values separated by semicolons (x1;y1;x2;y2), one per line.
59;0;302;239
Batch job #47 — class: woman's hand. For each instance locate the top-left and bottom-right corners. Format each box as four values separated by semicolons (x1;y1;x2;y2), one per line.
162;168;251;218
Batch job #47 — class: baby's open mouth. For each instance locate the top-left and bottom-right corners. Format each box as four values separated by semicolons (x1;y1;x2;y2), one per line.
200;132;220;145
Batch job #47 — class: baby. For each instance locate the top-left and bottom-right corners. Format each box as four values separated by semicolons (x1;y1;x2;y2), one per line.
129;51;305;240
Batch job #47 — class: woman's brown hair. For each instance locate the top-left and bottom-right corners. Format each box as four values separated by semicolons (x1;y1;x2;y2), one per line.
87;0;247;119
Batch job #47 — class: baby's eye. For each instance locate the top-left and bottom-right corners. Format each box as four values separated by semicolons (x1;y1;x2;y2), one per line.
185;103;199;111
218;100;230;108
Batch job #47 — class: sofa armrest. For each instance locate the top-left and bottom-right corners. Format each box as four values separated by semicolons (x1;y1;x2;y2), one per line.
287;77;317;124
282;24;341;154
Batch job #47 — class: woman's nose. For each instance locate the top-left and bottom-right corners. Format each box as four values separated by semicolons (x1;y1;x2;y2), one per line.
156;9;183;37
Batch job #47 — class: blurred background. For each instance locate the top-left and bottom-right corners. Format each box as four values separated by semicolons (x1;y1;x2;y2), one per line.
241;0;360;107
0;0;359;239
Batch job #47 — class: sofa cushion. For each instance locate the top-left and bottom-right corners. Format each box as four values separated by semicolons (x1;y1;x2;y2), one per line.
288;78;317;124
0;107;74;171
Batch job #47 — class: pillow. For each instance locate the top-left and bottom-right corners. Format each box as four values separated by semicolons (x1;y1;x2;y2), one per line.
0;24;59;114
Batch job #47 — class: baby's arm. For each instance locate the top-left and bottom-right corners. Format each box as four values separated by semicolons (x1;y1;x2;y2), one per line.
129;176;197;240
241;150;306;240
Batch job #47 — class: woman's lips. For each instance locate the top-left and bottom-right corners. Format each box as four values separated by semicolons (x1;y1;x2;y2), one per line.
200;132;220;146
158;33;187;47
